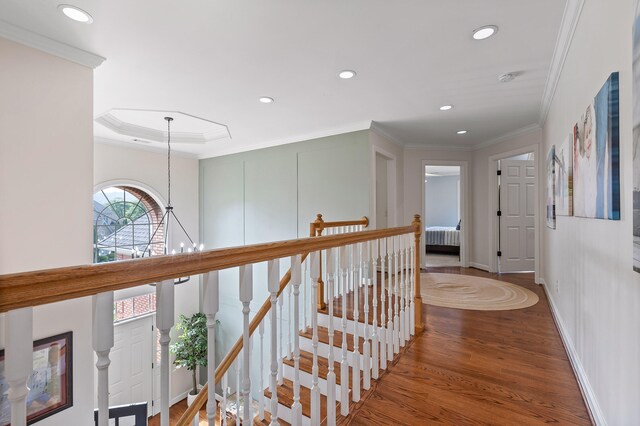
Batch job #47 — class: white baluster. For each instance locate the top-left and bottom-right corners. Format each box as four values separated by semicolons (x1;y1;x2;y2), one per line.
410;235;416;335
236;356;241;420
5;308;33;426
352;243;361;402
239;265;253;423
291;255;303;426
393;237;400;354
325;248;337;425
278;291;284;385
399;236;406;348
259;320;265;421
203;272;219;426
362;241;371;390
222;373;228;426
404;235;411;342
339;246;350;416
309;252;321;425
379;238;387;370
267;259;280;425
93;292;114;426
386;237;394;362
156;280;174;426
371;239;380;379
288;277;293;361
303;258;309;330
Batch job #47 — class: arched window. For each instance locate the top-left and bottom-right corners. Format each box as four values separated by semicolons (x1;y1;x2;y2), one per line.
93;186;164;263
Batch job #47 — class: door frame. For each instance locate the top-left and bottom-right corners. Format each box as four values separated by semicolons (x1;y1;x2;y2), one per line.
371;146;397;228
487;144;541;283
421;160;469;269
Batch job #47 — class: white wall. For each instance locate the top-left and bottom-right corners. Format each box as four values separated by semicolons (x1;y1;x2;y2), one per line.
0;38;95;425
94;142;201;403
425;175;460;227
542;0;639;423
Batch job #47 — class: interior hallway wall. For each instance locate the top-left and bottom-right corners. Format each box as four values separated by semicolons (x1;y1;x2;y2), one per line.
541;0;639;422
0;38;95;426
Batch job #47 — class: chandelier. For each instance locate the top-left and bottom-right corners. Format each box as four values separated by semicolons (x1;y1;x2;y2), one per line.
136;116;202;284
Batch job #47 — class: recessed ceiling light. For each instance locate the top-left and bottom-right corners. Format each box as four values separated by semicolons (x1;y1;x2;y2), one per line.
439;105;453;111
339;70;357;79
457;130;468;135
58;4;93;23
259;97;274;103
472;25;498;40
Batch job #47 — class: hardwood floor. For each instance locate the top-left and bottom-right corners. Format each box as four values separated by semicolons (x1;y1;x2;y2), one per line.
345;267;592;425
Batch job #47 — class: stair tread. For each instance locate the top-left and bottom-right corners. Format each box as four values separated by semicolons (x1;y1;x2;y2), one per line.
300;326;366;353
283;349;357;387
264;378;338;420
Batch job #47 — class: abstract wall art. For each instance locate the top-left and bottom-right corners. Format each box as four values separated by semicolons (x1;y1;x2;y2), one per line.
547;145;556;229
554;134;573;216
572;72;620;220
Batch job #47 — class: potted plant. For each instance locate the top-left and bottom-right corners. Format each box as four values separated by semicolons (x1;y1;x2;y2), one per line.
170;312;208;405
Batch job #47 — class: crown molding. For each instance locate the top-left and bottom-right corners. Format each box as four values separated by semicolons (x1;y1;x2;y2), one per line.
95;136;199;159
539;0;585;125
369;121;406;147
472;123;542;151
0;20;105;68
405;143;473;152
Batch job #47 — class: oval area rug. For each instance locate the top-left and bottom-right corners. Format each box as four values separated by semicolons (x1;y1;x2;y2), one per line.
420;273;539;311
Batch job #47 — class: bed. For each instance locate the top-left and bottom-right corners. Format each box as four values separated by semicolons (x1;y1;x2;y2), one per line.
425;226;460;256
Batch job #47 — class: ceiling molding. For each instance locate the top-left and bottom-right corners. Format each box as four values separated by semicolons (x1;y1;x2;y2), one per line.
197;121;372;159
472;123;542;151
95;136;199;159
369;122;406;147
0;20;105;68
538;0;585;126
405;144;474;152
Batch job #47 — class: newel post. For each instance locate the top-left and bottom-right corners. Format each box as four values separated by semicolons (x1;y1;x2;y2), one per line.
156;279;175;426
412;214;423;330
5;307;33;426
93;292;114;426
310;214;327;310
202;271;219;425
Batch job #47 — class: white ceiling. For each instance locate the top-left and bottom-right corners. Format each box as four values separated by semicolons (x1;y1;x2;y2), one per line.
0;0;566;158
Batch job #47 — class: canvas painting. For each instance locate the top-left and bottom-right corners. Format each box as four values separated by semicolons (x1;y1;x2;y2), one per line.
572;72;620;220
634;3;640;272
547;145;556;229
555;134;573;216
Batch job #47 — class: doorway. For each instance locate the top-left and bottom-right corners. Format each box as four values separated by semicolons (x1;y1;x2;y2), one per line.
496;152;536;273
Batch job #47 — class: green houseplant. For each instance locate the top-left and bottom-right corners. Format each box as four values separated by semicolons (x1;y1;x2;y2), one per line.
170;312;208;398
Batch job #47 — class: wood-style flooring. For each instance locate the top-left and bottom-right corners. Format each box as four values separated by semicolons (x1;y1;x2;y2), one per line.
150;266;591;425
346;266;592;425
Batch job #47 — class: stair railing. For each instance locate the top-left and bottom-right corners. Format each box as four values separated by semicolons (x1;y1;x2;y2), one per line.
0;215;422;426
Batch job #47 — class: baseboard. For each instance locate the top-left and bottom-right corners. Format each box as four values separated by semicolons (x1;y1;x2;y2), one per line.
469;262;490;272
171;390;191;406
542;284;607;425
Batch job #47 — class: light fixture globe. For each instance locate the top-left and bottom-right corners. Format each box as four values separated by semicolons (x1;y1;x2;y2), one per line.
58;4;93;23
259;97;274;103
439;105;453;111
472;25;498;40
339;70;357;79
457;130;468;135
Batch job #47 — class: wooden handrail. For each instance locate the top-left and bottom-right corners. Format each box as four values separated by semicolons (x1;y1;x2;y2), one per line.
0;224;415;314
176;253;310;426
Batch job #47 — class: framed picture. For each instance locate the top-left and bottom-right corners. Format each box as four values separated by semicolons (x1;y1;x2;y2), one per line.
547;145;556;229
0;332;73;425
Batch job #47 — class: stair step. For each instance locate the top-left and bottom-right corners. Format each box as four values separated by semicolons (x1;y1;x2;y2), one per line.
263;378;339;421
300;326;365;353
283;349;357;388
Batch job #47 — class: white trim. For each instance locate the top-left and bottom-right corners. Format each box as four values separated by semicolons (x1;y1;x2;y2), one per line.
487;143;541;283
421;160;469;269
473;124;542;151
543;284;607;425
370;121;406;148
95;136;200;159
539;0;586;125
371;146;398;229
469;262;490;272
198;120;372;159
0;20;105;68
405;144;474;152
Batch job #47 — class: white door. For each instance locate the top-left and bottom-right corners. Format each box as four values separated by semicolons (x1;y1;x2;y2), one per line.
109;315;155;416
499;159;535;272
